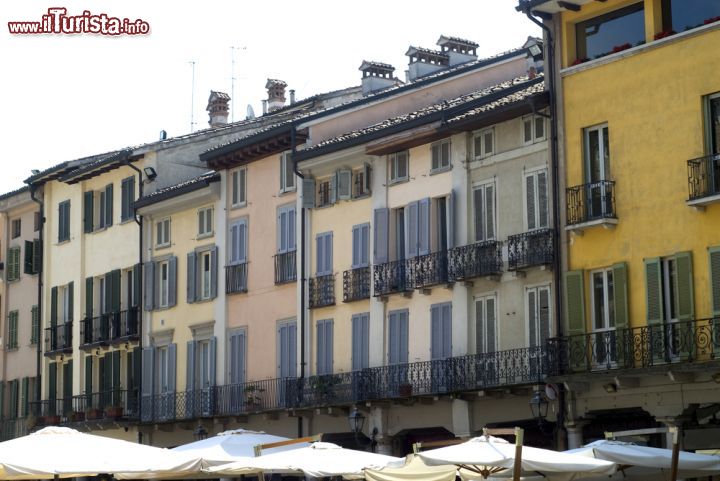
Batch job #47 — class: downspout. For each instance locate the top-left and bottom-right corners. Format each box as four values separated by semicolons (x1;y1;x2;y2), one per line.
290;126;305;438
29;185;43;414
123;159;144;443
525;11;566;449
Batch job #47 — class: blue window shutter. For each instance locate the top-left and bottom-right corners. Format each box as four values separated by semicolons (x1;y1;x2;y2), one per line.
302;178;315;209
238;221;247;263
288;207;296;251
399;311;409;363
316;234;325;275
144;261;155;311
447;190;455;249
361;224;370;266
229;223;239;264
186;341;196;391
388;312;398;365
168;343;177;393
326;320;334;374
431;305;442;360
317;321;326;374
209;337;217;386
352;225;361;268
362;313;370;369
351;315;361;371
373;208;389;264
210;246;219;299
442;303;452;358
187;252;197;303
419;198;430;255
325;233;333;275
168;256;177;308
141;346;154;403
278;209;287;253
405;202;419;258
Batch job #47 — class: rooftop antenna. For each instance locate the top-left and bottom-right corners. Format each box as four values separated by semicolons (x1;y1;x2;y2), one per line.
230;46;247;123
189;60;197;132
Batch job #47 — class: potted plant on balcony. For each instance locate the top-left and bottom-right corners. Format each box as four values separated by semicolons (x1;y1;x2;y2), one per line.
244;386;265;411
310;374;341;403
67;410;85;422
105;405;124;419
398;383;413;397
85;406;104;420
44;413;62;425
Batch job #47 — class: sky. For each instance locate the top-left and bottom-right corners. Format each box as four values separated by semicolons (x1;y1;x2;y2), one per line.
0;0;539;194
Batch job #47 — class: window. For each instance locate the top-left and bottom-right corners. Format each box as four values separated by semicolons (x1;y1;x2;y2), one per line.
11;219;21;239
156;218;170;247
576;3;645;61
473;182;496;242
187;247;218;303
198;207;213;237
475;295;497;354
6;246;21;281
34;212;40;232
431;139;451;171
353;164;372;198
430;303;452;360
277;320;297;378
156;345;170;394
145;257;177;310
280;152;296;192
7;310;18;349
584;124;612;219
706;92;720;156
159;261;170;308
404;198;430;258
662;0;720;33
58;200;70;242
23;239;41;275
231;168;247;207
336;169;352;200
277;205;296;253
94;184;114;230
523;115;546;144
351;223;370;268
120;176;135;222
317;178;335;207
388;309;409;365
389;151;409;183
592;270;616;332
316;232;333;276
351;313;369;371
195;339;213;388
316;319;334;375
229;219;248;265
229;330;247;384
473;128;494;159
527;285;551;347
200;251;212;300
31;305;39;345
525;170;549;231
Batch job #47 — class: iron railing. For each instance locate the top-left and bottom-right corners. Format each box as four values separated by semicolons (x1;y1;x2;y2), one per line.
45;322;73;355
29;398;71;419
687;153;720;201
447;241;503;281
566;180;616;226
274;250;297;284
226;263;248;294
31;389;140;426
406;251;448;289
508;229;554;270
0;418;27;441
373;259;409;296
112;308;140;341
309;274;335;308
546;318;720;375
80;309;140;348
343;267;370;302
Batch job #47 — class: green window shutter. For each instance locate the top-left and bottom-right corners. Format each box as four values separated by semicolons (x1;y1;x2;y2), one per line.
21;377;28;418
111;269;121;312
24;240;33;274
105;184;113;227
85;277;93;318
30;306;39;345
612;262;629;329
85;355;93;396
674;251;694;321
564;270;586;335
83;191;94;233
10;381;18;418
709;247;720;316
644;257;664;325
13;246;20;281
32;239;42;274
67;281;74;322
50;286;58;327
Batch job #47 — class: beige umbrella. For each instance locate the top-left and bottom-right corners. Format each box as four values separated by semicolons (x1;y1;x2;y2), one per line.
365;453;457;481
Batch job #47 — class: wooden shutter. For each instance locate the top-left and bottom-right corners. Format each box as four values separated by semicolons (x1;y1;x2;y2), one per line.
230;222;239;263
564;270;586;335
302;178;316;209
612;263;629;329
337;169;352;200
399;311;409;363
67;281;74;323
405;202;419;258
209;337;217;386
210;246;219;299
111;269;121;312
21;377;28;417
329;175;337;204
239;221;247;263
186;341;196;391
644;258;664;325
475;300;485;354
112;350;121;391
473;187;484;242
710;247;720;316
31;305;39;345
539;287;550;343
538;171;548;228
446;190;455;249
361;224;370;266
352;225;361;268
168;256;177;308
85;356;93;396
674;251;694;321
141;347;154;397
526;174;537;230
486;297;497;352
50;286;58;327
485;183;495;240
85;277;93;318
105;184;113;227
32;239;41;274
431;305;442;360
388;312;398;365
418;198;430;255
144;261;155;311
132;263;141;308
167;343;177;394
373;208;389;264
277;208;288;253
442;304;452;358
528;289;538;347
352;314;361;371
187;252;197;303
317;321;326;375
316;234;325;275
63;361;73;403
24;240;33;274
83;191;94;233
229;331;246;384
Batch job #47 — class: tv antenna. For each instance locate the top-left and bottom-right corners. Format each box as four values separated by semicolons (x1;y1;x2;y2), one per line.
189;60;197;132
230;46;247;122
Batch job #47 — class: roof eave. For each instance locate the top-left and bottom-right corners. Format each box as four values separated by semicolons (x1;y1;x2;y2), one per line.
133;174;220;210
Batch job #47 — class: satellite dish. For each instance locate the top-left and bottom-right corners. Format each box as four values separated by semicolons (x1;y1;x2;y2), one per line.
246;104;256;120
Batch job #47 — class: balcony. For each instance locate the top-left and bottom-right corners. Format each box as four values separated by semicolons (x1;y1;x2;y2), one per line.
566;180;617;232
373;260;409;297
31;389;139;426
406;251;448;290
45;322;72;356
80;309;140;349
226;263;248;294
309;274;335;308
447;241;502;282
546;317;720;377
508;229;554;271
274;250;297;285
0;418;27;441
343;267;370;302
687;153;720;207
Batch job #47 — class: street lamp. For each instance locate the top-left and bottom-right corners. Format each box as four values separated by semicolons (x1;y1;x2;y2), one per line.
348;406;365;434
193;424;208;441
529;390;549;423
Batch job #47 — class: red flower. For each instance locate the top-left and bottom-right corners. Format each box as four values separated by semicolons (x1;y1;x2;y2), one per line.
571;58;589;66
611;43;632;53
654;30;676;40
704;16;720;25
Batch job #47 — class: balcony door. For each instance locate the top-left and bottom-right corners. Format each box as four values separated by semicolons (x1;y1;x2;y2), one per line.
706;93;720;195
475;295;498;386
277;321;297;408
388;310;409;395
527;286;551;380
591;269;618;368
584;124;611;219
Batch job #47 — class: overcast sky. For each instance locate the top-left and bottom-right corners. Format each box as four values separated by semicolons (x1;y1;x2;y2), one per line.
0;0;539;194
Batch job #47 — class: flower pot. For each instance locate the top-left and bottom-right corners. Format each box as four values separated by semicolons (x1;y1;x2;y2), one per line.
85;408;104;420
105;406;124;418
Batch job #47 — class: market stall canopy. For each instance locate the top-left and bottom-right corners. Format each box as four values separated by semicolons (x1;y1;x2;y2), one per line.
365;453;457;481
208;442;404;479
0;427;204;480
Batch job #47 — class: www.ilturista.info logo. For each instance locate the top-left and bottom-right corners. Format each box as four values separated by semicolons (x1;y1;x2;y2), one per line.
8;8;150;35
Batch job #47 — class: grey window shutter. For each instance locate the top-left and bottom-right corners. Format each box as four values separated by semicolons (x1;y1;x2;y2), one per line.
85;355;93;395
710;247;720;316
302;178;316;209
327;320;334;374
419;198;430;255
473;188;484;242
526;174;537;230
388;312;398;365
351;315;361;371
105;184;113;227
431;144;440;170
144;261;155;311
362;313;369;369
83;191;94;233
278;209;287;253
329;175;337;204
612;262;629;329
528;289;538;347
352;225;360;268
539;288;550;343
485;184;495;240
229;333;239;384
644;258;664;326
230;223;239;263
325;233;333;274
363;163;372;193
337;169;352;200
168;343;177;393
476;300;485;354
674;251;694;321
288;207;296;251
238;221;248;263
186;341;196;391
209;336;217;386
133;263;141;308
361;224;370;266
168;256;178;308
564;270;586;335
442;303;452;358
488;298;497;352
187;252;197;304
538;171;548;228
399;311;409;363
316;234;325;275
141;346;154;405
51;286;58;327
317;321;326;375
446;191;455;249
112;350;121;390
406;202;419;258
431;305;442;360
68;281;74;322
239;331;246;384
373;208;389;264
85;277;93;318
210;246;219;299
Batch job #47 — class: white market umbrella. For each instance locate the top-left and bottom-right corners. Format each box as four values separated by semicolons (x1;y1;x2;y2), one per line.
171;428;307;466
419;435;616;480
0;426;204;480
208;441;404;479
365;453;457;481
567;439;720;480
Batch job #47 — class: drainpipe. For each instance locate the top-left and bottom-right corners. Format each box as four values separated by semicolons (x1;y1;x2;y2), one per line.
29;184;44;415
524;11;566;449
290;126;305;438
123;159;144;443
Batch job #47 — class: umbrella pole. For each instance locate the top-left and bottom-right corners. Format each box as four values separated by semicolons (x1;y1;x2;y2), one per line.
669;427;679;481
513;427;523;481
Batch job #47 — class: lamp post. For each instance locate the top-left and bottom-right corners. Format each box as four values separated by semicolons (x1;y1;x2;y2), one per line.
529;390;549;425
193;424;208;441
348;406;377;452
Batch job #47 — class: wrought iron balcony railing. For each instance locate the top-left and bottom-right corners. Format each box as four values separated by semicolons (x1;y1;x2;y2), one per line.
45;322;72;356
373;259;409;296
343;266;370;302
31;389;140;426
309;274;335;308
80;309;140;348
687;153;720;202
546;317;720;376
566;180;616;226
0;418;27;441
508;229;554;270
274;250;297;284
406;251;448;289
447;241;503;282
226;262;248;294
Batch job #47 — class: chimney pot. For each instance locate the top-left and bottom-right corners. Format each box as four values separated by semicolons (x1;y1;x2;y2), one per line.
265;79;287;112
206;91;231;127
289;89;296;105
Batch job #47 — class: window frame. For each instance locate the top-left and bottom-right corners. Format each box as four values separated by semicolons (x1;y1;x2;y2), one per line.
197;206;214;238
280;152;296;193
120;176;135;222
11;219;21;239
522;115;547;145
473;127;495;160
58;200;71;243
231;167;248;208
704;91;720;156
575;2;645;61
590;268;616;332
431;139;452;172
388;151;409;184
523;168;549;231
158;260;170;308
156;217;171;248
526;284;552;347
199;250;213;301
472;180;497;242
475;294;498;354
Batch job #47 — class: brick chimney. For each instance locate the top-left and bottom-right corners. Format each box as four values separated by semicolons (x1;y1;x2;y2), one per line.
437;35;478;66
405;46;449;82
206;91;230;127
359;61;397;96
265;79;287;112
